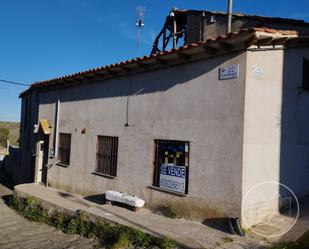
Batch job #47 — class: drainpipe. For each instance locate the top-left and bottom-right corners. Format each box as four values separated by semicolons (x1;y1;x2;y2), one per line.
52;97;60;157
125;75;132;127
227;0;233;35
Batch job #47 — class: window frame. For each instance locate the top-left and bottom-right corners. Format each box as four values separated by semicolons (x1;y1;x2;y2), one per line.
95;135;119;178
153;139;190;195
57;133;71;166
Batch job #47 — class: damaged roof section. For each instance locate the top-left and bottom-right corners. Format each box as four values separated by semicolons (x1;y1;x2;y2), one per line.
151;8;309;54
20;28;309;98
172;9;309;25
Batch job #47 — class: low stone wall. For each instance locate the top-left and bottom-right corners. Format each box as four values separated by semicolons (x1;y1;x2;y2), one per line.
13;187;176;249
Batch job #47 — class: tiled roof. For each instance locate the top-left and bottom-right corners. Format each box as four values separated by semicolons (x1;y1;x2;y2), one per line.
20;28;309;97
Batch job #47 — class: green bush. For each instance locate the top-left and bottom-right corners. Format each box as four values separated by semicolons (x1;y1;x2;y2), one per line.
0;127;9;147
111;233;131;249
11;195;176;249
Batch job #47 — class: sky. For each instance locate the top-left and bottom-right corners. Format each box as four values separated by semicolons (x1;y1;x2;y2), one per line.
0;0;308;122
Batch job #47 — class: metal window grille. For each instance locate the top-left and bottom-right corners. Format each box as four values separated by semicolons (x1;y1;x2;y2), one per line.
96;136;118;177
58;133;71;165
153;139;189;194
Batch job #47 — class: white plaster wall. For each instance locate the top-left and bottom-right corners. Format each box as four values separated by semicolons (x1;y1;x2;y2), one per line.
242;49;284;227
37;52;247;217
242;47;309;227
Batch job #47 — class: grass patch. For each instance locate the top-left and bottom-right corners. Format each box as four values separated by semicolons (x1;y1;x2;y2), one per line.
268;230;309;249
11;195;175;249
163;205;179;219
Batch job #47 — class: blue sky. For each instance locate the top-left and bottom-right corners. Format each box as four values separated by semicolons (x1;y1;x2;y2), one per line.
0;0;308;122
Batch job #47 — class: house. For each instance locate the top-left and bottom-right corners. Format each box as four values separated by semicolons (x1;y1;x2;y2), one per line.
17;22;309;226
151;8;309;53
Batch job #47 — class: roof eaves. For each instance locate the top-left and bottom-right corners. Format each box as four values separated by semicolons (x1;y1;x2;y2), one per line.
19;28;309;98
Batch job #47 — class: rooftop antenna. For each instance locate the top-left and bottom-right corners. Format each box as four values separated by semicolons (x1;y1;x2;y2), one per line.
227;0;233;35
136;5;146;55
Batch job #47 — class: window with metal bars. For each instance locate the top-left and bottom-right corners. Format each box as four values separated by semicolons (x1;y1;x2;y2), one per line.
153;140;189;194
58;133;71;166
303;58;309;91
96;136;118;177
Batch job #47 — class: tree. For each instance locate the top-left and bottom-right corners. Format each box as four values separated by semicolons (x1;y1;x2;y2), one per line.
0;128;9;147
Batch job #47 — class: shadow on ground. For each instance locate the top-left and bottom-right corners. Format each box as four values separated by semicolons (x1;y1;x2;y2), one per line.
203;218;234;234
84;194;106;205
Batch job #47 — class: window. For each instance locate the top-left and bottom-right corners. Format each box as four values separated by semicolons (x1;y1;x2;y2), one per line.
58;133;71;165
303;58;309;90
153;140;189;194
96;136;118;177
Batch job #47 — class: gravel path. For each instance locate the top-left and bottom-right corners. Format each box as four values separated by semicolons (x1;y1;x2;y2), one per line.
0;173;101;249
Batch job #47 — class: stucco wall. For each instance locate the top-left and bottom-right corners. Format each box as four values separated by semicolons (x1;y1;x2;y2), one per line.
242;47;309;227
37;52;247;218
17;91;38;184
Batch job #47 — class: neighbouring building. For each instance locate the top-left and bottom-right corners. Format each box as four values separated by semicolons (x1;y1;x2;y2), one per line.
151;8;309;53
17;12;309;227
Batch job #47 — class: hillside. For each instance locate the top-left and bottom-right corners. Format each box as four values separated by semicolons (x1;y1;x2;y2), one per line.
0;121;20;147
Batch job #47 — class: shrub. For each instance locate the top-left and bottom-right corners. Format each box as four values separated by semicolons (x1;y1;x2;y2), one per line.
0;127;9;147
11;195;176;249
111;233;131;249
163;205;179;218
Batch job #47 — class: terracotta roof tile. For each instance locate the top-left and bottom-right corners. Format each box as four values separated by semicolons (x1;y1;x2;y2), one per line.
20;28;309;97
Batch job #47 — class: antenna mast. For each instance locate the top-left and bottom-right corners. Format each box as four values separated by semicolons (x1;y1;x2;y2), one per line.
136;5;146;55
227;0;233;35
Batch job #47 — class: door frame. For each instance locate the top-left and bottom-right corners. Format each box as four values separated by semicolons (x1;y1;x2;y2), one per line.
34;134;49;185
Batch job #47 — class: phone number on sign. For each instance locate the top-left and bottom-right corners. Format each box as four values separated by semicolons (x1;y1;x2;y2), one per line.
159;178;185;193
